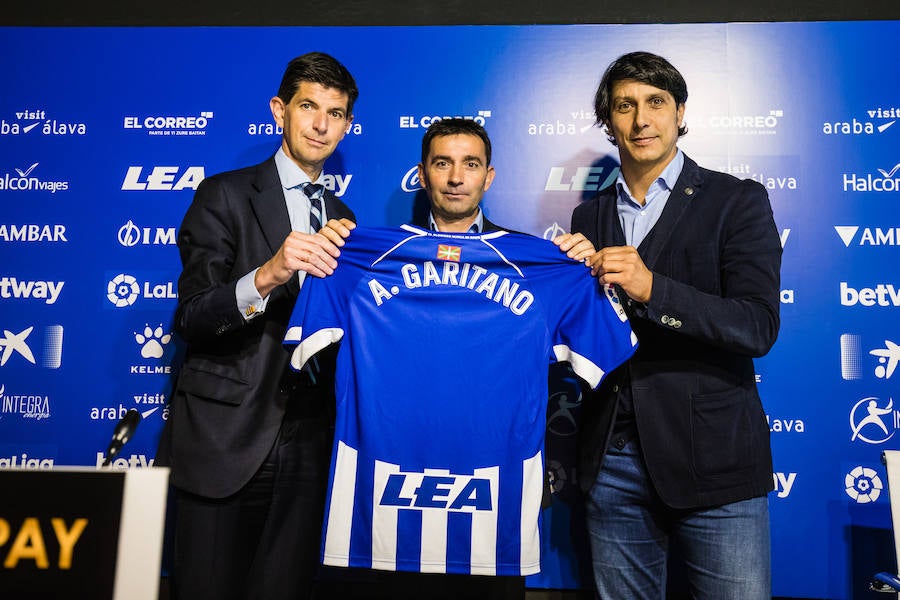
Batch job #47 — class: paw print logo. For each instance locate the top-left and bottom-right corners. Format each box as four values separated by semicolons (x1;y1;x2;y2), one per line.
135;324;172;359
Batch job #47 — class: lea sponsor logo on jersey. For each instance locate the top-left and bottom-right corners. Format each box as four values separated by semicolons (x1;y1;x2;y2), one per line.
379;469;496;512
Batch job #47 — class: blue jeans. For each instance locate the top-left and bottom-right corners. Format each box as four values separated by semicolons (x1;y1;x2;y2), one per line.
585;439;771;599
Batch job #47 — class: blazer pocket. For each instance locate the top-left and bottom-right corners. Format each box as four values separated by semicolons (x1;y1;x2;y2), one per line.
176;357;250;406
690;387;753;476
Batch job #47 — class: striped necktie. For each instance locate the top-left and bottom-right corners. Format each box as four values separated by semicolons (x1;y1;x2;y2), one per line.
301;182;325;233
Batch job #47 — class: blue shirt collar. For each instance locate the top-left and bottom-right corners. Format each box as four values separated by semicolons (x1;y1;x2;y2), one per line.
428;208;484;233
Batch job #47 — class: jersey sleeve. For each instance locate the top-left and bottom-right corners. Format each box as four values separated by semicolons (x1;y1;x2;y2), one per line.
283;243;357;372
535;249;637;389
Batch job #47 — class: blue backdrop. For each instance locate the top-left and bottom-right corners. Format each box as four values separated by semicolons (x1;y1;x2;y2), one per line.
2;23;899;598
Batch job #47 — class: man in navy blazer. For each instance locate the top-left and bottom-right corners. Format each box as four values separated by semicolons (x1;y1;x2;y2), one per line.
559;51;781;598
156;52;358;600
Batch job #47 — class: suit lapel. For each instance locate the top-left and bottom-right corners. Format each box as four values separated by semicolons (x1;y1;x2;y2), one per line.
250;158;291;256
596;189;627;247
249;158;304;297
637;156;703;271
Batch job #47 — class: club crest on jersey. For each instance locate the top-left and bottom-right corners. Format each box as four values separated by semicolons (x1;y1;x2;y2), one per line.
437;244;461;262
378;469;497;512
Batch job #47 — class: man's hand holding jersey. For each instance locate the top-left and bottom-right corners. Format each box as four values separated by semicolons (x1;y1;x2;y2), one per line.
254;218;356;297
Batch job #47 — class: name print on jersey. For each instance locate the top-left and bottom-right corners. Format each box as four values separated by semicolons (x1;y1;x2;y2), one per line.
367;255;535;316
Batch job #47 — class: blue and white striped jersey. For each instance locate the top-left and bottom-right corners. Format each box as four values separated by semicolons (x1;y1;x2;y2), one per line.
284;225;637;576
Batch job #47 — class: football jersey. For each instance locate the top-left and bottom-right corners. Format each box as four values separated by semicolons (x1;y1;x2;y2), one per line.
284;225;637;576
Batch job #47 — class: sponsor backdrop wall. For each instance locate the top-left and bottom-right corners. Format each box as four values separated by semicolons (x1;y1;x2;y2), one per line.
1;22;898;598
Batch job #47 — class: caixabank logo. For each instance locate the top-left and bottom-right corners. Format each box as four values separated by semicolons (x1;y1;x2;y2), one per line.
823;105;898;136
105;273;177;308
840;333;900;381
0;325;63;370
0;108;87;137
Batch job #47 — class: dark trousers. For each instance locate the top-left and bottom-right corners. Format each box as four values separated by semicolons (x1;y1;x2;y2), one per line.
170;411;333;600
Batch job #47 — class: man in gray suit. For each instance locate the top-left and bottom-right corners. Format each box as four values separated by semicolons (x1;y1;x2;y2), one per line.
157;52;357;600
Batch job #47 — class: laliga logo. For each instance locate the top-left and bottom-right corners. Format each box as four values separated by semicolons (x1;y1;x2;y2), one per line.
849;396;896;444
401;166;422;192
107;274;139;307
106;274;177;307
845;466;883;503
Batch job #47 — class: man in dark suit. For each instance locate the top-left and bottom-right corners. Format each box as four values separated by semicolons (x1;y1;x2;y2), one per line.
157;52;358;600
557;51;781;598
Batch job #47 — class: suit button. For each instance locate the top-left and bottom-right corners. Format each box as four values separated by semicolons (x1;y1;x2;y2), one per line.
673;320;682;328
612;385;619;392
661;315;670;325
614;437;626;450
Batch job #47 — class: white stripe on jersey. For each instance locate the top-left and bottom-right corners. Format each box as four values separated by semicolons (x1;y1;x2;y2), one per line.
420;468;450;573
520;450;543;576
323;440;358;567
553;343;606;389
469;465;500;576
372;459;401;570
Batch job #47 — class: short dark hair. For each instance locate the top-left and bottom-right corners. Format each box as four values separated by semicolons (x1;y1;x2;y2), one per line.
593;51;688;144
277;52;359;116
420;118;492;165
